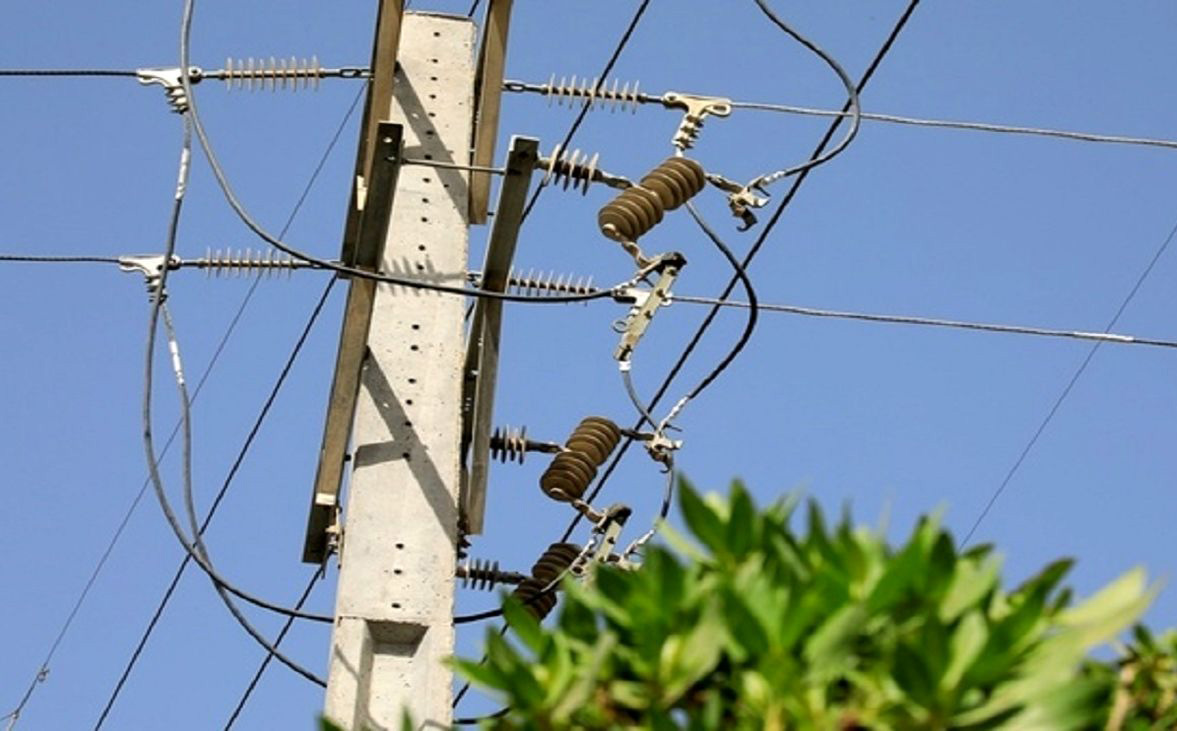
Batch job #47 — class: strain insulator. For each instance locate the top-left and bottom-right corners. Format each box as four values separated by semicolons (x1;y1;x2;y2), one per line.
539;416;621;502
540;74;645;112
456;557;526;591
598;157;706;263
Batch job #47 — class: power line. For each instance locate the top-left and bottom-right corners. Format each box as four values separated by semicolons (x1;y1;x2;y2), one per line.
961;217;1177;546
560;0;924;544
223;568;324;729
0;69;137;77
95;275;338;728
0;253;120;264
2;82;361;731
89;85;364;729
518;0;651;222
731;100;1177;152
672;295;1177;350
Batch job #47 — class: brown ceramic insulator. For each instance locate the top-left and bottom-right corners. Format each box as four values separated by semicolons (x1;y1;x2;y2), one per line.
597;157;705;242
566;417;621;465
539;450;598;502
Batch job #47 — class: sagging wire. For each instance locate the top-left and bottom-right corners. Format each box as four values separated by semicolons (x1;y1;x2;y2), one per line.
176;0;612;306
138;117;325;689
94;88;360;728
745;0;861;189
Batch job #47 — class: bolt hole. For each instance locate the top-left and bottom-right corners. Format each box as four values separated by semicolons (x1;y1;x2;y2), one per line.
430;76;438;82
392;602;402;608
406;399;414;406
411;324;421;330
394;569;403;575
410;345;419;351
420;216;429;223
417;245;426;252
428;93;437;100
424;154;434;160
427;112;436;118
408;378;417;384
396;543;405;549
431;58;439;63
403;420;412;427
425;129;435;137
421;197;430;204
401;452;411;460
422;177;431;184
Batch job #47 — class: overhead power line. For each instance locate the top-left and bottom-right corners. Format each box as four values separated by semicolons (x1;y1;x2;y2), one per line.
223;568;324;728
0;253;120;264
0;69;138;77
731;100;1177;152
962;217;1177;546
672;295;1177;350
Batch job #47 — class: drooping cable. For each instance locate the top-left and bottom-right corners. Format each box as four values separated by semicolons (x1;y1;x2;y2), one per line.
223;567;325;729
95;276;338;728
175;0;608;305
152;298;326;685
129;129;330;623
961;217;1177;546
557;0;924;545
654;201;759;430
747;0;861;187
91;85;360;723
134;118;325;690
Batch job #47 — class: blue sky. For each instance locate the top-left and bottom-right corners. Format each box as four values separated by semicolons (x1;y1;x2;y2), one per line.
2;1;1176;728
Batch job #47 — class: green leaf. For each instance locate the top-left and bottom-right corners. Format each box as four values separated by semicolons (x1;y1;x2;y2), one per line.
678;479;727;557
942;610;988;692
724;481;757;558
940;555;1000;622
803;604;865;669
657;604;724;704
502;595;547;656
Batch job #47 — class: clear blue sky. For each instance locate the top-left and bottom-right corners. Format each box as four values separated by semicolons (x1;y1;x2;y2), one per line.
3;1;1176;728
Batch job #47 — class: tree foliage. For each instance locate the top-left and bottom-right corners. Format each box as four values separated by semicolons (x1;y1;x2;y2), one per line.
455;479;1162;729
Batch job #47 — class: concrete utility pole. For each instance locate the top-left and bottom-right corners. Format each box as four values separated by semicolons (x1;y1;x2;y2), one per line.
319;11;476;728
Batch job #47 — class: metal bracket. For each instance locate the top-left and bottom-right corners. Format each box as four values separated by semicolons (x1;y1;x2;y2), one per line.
662;92;732;151
302;123;404;565
612;252;686;361
706;172;770;231
136;67;206;114
460;135;539;535
118;254;181;301
591;503;631;563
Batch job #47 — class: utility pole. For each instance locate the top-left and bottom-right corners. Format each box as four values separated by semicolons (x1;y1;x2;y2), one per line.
313;9;477;728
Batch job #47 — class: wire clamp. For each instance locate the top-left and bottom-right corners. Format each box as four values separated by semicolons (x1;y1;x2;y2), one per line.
136;67;204;113
706;172;770;231
118;254;180;302
612;252;686;361
662;92;732;151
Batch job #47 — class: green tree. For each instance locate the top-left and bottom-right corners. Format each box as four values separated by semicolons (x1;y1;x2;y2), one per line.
455;479;1160;730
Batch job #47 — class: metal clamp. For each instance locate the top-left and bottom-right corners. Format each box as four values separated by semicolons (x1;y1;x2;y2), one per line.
706;172;771;231
118;254;180;301
136;67;205;114
662;92;732;151
612;252;686;361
